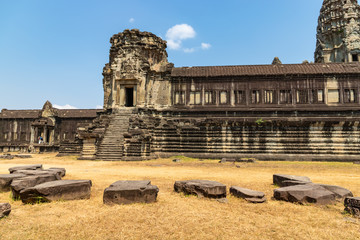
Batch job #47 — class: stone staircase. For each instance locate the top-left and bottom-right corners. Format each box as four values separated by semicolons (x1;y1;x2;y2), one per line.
96;108;133;161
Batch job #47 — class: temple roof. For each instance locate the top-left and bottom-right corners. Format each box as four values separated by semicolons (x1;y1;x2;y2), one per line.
57;109;100;118
171;62;360;77
0;109;100;119
0;110;40;119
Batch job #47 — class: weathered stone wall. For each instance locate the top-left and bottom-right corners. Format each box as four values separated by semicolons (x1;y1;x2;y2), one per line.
0;118;33;152
123;108;360;161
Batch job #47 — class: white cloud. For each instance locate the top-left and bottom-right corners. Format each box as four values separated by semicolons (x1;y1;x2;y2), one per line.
95;105;103;109
166;24;196;50
53;104;78;109
184;48;195;53
201;42;211;50
129;18;135;23
167;39;181;50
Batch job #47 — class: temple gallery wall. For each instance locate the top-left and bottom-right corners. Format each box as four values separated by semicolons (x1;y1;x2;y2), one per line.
2;0;360;161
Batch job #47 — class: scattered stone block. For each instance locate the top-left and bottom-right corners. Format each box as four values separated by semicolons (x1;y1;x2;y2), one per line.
10;174;61;199
14;154;32;158
9;164;43;173
20;180;92;204
220;158;235;163
273;174;312;187
354;161;360;165
273;184;336;205
237;158;256;163
174;180;226;199
0;155;14;159
47;168;66;177
0;203;11;219
0;174;27;192
317;184;353;200
230;186;266;203
281;180;311;187
103;180;159;205
344;197;360;218
10;170;61;178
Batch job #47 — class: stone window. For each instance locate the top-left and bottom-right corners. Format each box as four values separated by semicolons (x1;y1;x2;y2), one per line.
280;90;292;104
204;91;215;104
251;90;260;104
344;89;356;103
220;91;228;104
189;91;201;105
296;90;308;104
352;54;358;62
174;91;185;105
264;90;274;104
234;90;245;104
327;89;340;103
311;89;324;103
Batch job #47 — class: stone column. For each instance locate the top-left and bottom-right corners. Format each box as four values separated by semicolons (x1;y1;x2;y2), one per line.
44;126;48;143
50;129;55;144
133;85;137;106
30;127;35;143
120;85;125;107
34;127;38;143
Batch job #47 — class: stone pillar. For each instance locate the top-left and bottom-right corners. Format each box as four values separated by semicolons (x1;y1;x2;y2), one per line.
34;127;38;143
30;127;35;143
120;85;126;107
44;126;48;143
133;85;137;106
50;129;55;144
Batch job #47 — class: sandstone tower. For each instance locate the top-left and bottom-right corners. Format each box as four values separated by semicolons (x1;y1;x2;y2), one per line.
102;29;173;110
315;0;360;63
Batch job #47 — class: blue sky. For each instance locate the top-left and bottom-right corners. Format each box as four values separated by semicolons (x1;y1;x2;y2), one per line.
0;0;323;110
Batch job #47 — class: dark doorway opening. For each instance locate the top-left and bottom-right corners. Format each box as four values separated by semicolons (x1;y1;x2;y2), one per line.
125;87;134;107
46;129;50;143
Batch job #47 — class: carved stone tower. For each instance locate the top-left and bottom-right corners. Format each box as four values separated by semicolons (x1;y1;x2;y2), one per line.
102;29;173;110
315;0;360;63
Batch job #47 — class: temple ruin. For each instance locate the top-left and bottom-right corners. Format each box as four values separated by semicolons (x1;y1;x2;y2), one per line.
2;0;360;161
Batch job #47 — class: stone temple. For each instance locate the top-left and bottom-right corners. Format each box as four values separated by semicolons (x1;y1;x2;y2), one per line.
2;0;360;161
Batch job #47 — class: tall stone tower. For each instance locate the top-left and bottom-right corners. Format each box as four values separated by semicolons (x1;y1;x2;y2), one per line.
102;29;173;110
315;0;360;63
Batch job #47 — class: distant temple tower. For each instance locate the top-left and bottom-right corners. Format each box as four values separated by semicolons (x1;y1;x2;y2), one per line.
315;0;360;63
102;29;173;110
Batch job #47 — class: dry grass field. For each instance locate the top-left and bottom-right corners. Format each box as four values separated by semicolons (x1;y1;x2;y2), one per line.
0;153;359;240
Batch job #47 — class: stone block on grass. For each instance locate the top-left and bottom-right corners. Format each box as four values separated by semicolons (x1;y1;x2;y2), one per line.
230;186;266;203
10;174;61;199
20;180;92;204
9;164;43;173
174;180;226;199
273;174;312;187
103;180;159;205
0;174;27;192
273;184;336;205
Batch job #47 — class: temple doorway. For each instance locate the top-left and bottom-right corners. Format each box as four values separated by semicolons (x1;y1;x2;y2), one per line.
125;87;134;107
